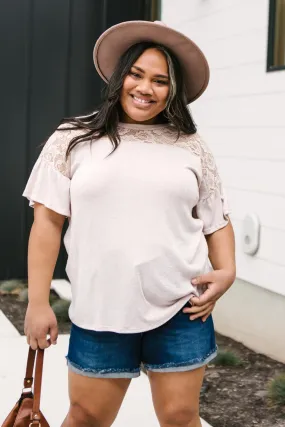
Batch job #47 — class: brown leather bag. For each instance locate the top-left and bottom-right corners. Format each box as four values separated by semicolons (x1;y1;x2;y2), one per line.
1;346;49;427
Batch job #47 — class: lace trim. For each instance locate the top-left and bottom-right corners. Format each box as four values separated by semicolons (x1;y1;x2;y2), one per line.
40;127;83;178
118;126;222;200
39;125;222;199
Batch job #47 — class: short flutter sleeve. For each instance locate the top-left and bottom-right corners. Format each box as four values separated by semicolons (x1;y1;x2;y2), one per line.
23;128;72;217
195;134;230;235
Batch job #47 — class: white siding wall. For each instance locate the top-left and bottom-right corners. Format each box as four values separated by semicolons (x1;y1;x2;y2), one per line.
162;0;285;296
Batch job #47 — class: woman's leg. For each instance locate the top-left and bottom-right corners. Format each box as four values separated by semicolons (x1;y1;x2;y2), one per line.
142;302;217;427
61;370;131;427
148;368;205;427
62;323;141;426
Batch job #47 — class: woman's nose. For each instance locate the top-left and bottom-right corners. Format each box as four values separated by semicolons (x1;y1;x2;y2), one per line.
137;79;153;95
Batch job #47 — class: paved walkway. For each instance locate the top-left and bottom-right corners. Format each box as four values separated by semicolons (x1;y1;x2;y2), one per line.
0;310;212;426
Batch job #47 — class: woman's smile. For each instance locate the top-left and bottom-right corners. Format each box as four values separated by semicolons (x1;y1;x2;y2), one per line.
130;94;156;109
120;48;170;124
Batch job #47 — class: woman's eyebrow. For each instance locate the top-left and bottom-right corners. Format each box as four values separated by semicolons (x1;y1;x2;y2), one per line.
132;65;169;79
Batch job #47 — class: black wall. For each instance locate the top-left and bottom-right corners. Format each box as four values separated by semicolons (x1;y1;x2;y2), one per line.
0;0;159;280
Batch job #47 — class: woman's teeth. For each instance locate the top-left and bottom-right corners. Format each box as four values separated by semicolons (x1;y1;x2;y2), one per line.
133;96;152;104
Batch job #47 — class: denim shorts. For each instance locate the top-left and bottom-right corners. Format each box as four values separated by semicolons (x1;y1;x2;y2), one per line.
66;302;218;378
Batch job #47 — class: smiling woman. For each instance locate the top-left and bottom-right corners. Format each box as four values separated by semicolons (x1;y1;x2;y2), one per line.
22;20;235;427
59;38;197;157
120;47;171;124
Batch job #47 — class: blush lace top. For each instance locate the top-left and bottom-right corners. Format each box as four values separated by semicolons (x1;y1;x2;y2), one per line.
23;122;230;333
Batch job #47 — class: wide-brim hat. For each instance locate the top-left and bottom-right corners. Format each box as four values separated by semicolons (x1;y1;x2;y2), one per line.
93;20;210;104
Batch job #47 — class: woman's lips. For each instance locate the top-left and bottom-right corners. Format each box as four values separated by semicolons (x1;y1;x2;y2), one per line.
130;95;155;109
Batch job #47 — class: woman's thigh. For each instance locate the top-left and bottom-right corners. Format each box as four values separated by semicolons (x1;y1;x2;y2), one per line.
66;369;131;425
148;367;205;423
63;323;141;425
141;302;216;425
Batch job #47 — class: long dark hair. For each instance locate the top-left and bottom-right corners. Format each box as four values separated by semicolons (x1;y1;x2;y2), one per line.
59;41;197;159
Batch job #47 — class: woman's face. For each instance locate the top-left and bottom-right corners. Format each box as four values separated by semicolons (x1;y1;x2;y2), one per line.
120;48;170;125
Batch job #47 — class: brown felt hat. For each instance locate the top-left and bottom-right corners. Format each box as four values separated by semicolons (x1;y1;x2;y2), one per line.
93;20;210;104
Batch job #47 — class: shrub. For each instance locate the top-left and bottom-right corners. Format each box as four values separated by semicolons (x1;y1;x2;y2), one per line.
0;280;26;293
212;350;243;367
268;374;285;406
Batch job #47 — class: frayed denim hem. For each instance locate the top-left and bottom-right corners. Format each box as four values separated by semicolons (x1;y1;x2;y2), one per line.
66;357;140;379
144;347;218;373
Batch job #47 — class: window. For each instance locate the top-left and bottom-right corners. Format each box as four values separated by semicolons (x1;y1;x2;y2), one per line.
267;0;285;71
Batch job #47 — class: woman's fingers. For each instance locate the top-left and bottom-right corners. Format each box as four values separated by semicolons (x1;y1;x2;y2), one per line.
202;306;216;322
190;307;213;321
202;312;212;322
38;336;51;350
29;337;39;351
183;301;213;314
26;333;50;350
188;303;215;321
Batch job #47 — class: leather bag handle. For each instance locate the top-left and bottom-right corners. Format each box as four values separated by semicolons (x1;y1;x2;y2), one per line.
23;345;47;425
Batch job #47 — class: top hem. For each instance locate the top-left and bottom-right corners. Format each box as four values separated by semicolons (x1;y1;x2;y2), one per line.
22;193;71;218
203;218;229;235
69;295;192;334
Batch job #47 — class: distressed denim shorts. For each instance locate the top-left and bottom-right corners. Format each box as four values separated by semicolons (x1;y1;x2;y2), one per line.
66;302;218;378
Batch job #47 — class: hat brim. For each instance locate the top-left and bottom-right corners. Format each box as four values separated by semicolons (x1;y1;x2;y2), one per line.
93;21;210;104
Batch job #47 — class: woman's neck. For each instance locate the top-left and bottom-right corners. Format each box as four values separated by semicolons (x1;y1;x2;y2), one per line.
119;111;168;126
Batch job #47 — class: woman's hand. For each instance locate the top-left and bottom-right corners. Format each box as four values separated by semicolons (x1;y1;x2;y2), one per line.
183;269;235;322
184;300;216;323
24;303;58;350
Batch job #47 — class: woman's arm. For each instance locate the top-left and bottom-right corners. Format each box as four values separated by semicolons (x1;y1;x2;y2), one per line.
24;203;66;349
206;219;236;280
27;203;65;305
183;220;236;321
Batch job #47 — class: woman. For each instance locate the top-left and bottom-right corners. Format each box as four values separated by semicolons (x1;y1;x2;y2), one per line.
23;21;235;427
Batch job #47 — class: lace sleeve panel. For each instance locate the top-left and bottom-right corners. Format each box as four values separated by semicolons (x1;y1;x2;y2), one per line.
180;132;230;234
191;133;223;201
40;127;73;178
22;127;78;217
166;131;223;200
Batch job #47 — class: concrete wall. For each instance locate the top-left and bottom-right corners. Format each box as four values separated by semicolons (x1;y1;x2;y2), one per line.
161;0;285;362
213;278;285;363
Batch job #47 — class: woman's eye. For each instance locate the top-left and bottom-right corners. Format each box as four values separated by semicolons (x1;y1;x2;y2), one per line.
130;72;141;78
155;80;168;85
129;72;168;85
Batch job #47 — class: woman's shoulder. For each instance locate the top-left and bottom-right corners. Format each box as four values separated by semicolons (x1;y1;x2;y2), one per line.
43;123;88;153
39;124;89;177
173;130;209;156
56;123;88;140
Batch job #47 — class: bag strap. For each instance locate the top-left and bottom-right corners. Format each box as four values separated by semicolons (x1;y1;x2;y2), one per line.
23;346;46;425
23;346;36;389
31;348;44;424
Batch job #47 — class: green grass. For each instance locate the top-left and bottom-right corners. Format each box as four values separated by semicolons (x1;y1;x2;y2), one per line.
268;374;285;406
212;350;243;367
